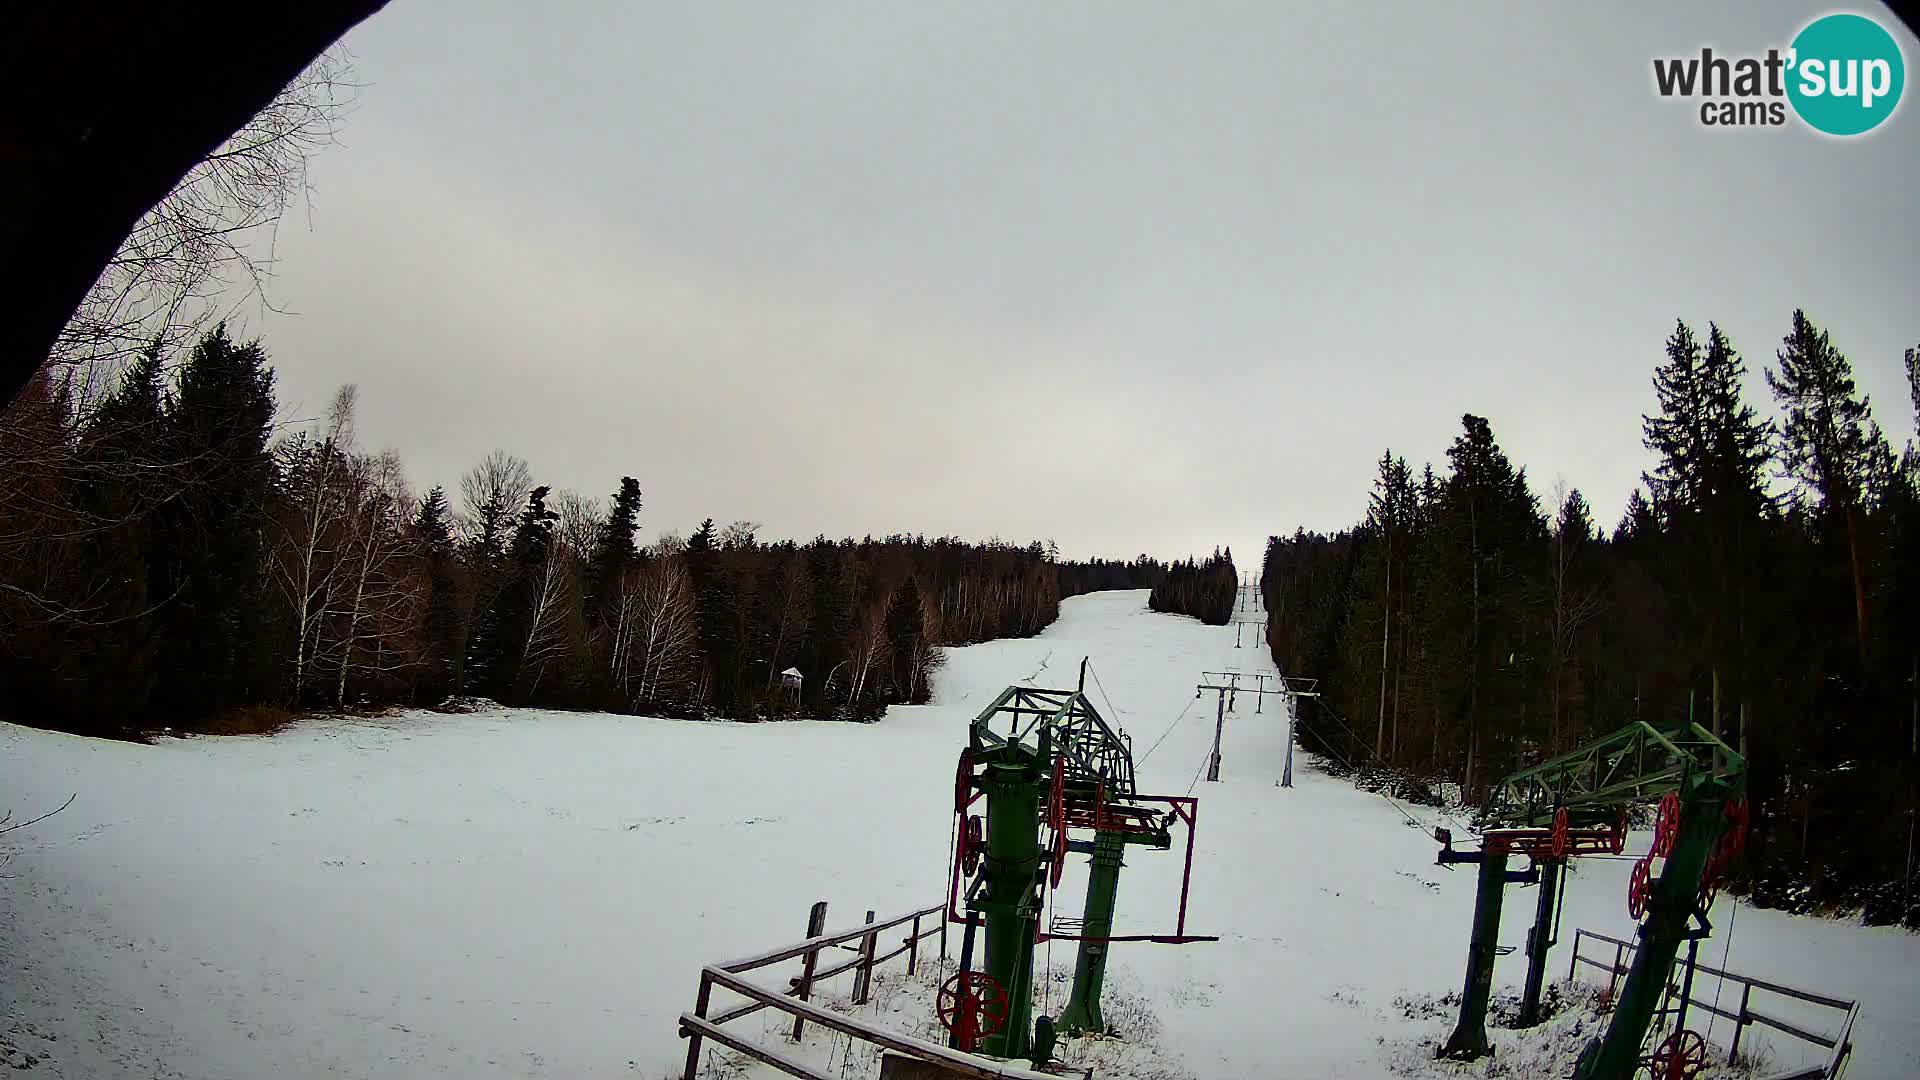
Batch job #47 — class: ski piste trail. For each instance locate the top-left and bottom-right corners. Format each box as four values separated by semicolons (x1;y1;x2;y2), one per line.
1;589;1914;1078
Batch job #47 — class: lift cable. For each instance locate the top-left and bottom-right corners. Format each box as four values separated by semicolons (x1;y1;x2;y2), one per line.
1306;694;1479;836
1704;895;1741;1046
1186;742;1213;796
1136;694;1199;768
1085;660;1125;728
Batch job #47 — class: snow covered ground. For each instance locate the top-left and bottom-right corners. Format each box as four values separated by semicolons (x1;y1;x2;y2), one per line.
1;590;1914;1079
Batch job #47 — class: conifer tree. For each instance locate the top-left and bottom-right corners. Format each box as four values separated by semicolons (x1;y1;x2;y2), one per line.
1643;319;1773;740
587;477;642;620
413;486;464;701
885;574;927;702
1768;310;1882;656
64;347;168;727
148;324;278;720
491;486;561;701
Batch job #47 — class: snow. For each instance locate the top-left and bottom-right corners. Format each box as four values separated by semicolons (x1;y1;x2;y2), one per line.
2;590;1915;1079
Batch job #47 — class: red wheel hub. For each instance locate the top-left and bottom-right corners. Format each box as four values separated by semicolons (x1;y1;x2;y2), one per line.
1050;810;1069;888
1048;755;1066;832
1653;792;1681;858
1047;754;1069;888
1650;1028;1707;1080
960;814;984;877
1550;806;1570;859
936;970;1009;1051
1719;797;1750;861
1628;855;1653;920
954;747;975;815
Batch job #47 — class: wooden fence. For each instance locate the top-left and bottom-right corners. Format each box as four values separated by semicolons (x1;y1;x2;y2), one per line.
1567;927;1858;1079
678;901;1058;1080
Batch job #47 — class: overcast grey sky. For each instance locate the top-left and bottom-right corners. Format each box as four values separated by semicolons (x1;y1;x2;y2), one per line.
248;2;1920;564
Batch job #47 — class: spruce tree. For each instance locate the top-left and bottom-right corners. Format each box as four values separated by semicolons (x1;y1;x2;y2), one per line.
1768;310;1881;655
885;574;925;702
148;325;278;723
682;518;726;711
413;486;464;702
493;486;560;701
587;477;642;620
1643;319;1773;739
64;348;168;729
1432;414;1543;795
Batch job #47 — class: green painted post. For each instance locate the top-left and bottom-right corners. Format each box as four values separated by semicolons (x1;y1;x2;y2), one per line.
1059;829;1127;1034
1575;794;1729;1080
1440;847;1510;1060
1518;858;1562;1028
977;750;1044;1059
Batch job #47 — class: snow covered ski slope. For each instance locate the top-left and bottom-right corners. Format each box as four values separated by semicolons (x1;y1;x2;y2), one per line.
1;591;1914;1078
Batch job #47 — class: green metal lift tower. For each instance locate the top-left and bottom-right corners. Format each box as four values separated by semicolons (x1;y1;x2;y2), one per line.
942;669;1212;1063
1432;721;1747;1080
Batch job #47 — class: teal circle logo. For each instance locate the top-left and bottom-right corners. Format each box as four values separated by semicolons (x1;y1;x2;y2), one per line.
1787;13;1905;136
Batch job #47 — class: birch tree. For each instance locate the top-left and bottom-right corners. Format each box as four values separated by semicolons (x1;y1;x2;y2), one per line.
627;556;701;706
270;384;355;702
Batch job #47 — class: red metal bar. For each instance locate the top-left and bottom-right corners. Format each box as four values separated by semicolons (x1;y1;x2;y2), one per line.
1036;933;1220;944
1163;795;1199;937
946;812;967;923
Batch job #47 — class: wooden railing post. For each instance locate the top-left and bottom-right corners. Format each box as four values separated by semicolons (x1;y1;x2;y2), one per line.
1606;941;1625;1001
790;900;829;1041
853;910;878;1005
1566;929;1581;985
1728;982;1753;1064
907;912;922;975
939;911;949;963
682;972;714;1080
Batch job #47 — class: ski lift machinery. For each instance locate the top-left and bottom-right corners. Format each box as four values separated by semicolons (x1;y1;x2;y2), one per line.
1432;719;1748;1080
941;660;1215;1064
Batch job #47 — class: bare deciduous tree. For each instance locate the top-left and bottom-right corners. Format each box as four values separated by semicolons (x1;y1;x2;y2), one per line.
269;384;356;700
459;450;533;553
326;450;419;706
551;490;605;567
52;52;359;405
719;520;761;550
518;539;578;697
763;553;813;690
626;556;700;707
845;603;890;706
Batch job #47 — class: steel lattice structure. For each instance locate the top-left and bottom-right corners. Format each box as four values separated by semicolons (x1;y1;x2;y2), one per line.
1481;720;1745;830
969;685;1137;800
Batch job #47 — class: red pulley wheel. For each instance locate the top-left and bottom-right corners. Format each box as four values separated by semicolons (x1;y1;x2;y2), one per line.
954;747;974;815
1612;806;1629;855
1050;811;1069;888
1049;755;1066;833
1650;1028;1707;1080
1551;806;1570;859
960;814;984;877
936;970;1009;1052
1721;796;1750;860
1653;792;1681;858
1628;855;1653;920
